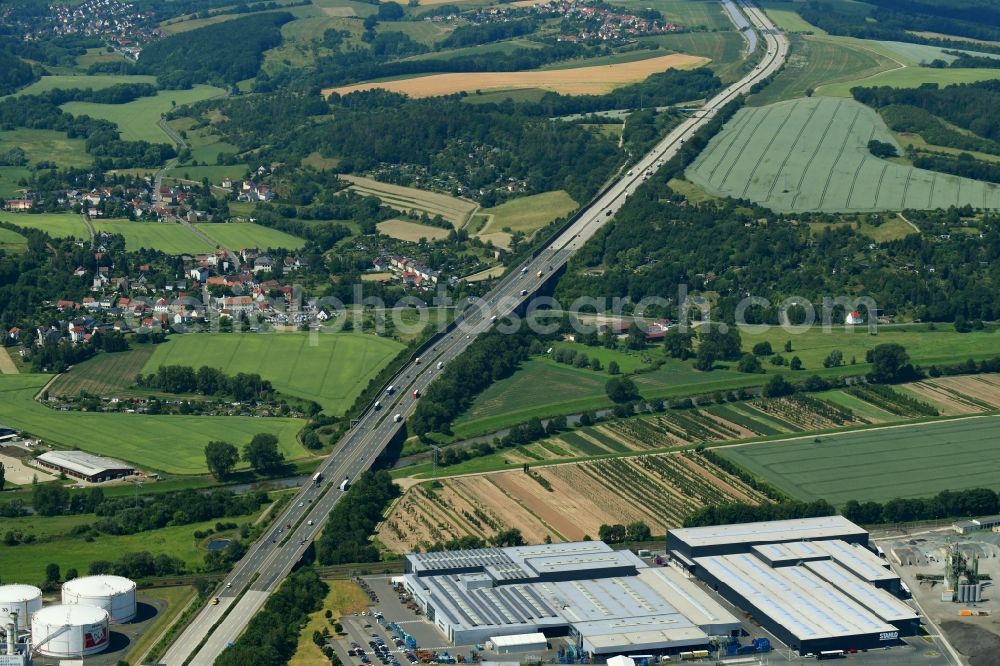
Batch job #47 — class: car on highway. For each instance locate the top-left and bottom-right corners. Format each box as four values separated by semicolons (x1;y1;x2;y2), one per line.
212;597;220;605
307;520;314;526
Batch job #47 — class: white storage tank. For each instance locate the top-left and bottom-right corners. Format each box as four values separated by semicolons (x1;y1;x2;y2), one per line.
61;575;136;623
0;584;43;631
30;604;109;657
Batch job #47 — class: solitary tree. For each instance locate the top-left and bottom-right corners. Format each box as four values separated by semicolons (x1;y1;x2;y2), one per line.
664;328;695;360
737;353;763;373
626;521;652;542
605;377;639;403
869;343;913;383
45;563;60;584
0;461;5;492
243;433;284;474
205;441;239;480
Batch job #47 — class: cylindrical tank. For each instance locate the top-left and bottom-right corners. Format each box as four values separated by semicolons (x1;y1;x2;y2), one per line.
31;604;109;657
0;584;43;631
61;575;136;623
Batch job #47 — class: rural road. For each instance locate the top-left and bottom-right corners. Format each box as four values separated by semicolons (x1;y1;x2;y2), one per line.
163;3;789;663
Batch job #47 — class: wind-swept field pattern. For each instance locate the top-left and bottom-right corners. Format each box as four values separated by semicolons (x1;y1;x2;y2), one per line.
687;97;1000;212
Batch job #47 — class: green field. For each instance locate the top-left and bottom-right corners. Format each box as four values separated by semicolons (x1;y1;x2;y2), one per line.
166;164;248;186
750;35;897;105
452;325;1000;437
877;41;1000;66
5;74;157;97
0;128;92;168
61;86;225;143
737;324;1000;372
759;1;827;34
142;332;404;414
478;191;577;236
609;0;730;30
645;31;747;83
0;167;30;199
816;66;1000;97
91;219;216;254
0;226;26;252
194;222;306;251
0;511;262;583
0;374;308;474
452;356;760;437
48;347;156;398
687;96;1000;212
718;415;1000;505
0;212;88;239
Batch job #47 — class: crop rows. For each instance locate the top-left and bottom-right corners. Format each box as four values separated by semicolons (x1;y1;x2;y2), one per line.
578;458;697;526
680;451;772;504
749;395;859;430
847;384;939;417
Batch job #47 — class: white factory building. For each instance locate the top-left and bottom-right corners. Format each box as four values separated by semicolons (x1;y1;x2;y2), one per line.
402;541;740;657
667;517;920;655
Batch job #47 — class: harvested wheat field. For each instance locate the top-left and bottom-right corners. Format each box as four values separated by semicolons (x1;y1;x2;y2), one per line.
341;175;476;227
923;375;1000;410
377;219;451;241
324;54;709;99
379;451;768;552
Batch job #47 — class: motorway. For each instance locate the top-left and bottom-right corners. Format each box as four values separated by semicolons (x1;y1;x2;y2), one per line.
162;3;788;664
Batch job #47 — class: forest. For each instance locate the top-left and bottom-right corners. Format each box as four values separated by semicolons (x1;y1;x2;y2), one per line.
139;12;293;86
798;0;1000;47
0;48;36;95
554;192;1000;323
315;470;400;565
852;81;1000;144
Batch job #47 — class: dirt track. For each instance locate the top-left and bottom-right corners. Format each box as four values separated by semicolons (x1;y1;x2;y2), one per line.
0;346;18;374
324;54;709;98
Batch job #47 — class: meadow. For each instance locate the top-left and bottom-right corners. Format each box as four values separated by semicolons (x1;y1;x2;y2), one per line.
0;167;30;199
141;332;404;414
194;222;306;251
0;510;265;584
0;374;308;474
0;129;92;168
289;580;369;666
61;85;225;143
718;415;1000;505
610;0;732;30
758;1;827;34
451;325;1000;437
47;346;156;398
750;35;896;105
0;227;26;253
324;54;708;98
5;74;156;97
646;31;747;84
816;66;1000;97
478;190;577;235
0;212;88;239
376;219;450;242
166;164;249;185
91;219;216;254
686;97;1000;212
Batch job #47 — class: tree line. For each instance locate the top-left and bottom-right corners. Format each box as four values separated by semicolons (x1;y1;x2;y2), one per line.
843;488;999;525
683;499;837;527
409;329;540;436
135;364;275;401
216;568;329;666
315;470;400;565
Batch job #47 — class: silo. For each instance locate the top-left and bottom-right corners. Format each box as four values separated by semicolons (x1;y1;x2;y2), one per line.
61;575;136;623
30;604;109;657
0;585;43;631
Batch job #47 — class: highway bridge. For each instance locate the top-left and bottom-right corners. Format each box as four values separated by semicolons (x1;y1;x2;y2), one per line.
161;3;789;663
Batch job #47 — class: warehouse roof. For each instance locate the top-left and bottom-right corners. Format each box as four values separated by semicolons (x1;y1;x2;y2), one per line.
810;540;898;583
489;633;545;648
670;516;867;550
36;450;134;477
802;560;917;623
695;553;896;642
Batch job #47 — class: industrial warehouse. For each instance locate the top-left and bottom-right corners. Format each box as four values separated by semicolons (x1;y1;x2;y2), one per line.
667;516;921;655
402;541;742;657
35;450;135;483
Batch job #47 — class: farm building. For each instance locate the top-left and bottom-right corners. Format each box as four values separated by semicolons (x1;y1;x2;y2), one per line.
667;517;918;655
953;515;1000;534
36;451;135;483
402;541;740;657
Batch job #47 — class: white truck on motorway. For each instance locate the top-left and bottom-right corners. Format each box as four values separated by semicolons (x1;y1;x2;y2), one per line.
339;477;350;491
393;413;402;423
312;472;322;485
437;361;444;370
386;385;394;394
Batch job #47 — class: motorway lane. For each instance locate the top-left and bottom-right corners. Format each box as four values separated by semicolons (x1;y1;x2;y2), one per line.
165;4;787;664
